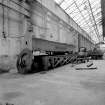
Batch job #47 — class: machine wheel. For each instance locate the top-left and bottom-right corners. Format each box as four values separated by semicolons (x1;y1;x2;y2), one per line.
17;48;33;74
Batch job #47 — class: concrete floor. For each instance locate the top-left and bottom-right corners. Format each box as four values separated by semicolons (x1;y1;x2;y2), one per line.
0;60;105;105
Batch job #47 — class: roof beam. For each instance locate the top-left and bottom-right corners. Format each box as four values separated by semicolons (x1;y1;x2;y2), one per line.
59;0;65;5
87;0;100;41
64;2;75;11
73;0;92;34
101;0;105;38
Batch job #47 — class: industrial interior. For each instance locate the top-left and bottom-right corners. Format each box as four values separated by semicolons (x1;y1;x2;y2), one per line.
0;0;105;104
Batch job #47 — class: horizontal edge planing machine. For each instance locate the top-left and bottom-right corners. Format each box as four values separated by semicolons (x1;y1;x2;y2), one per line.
16;40;90;74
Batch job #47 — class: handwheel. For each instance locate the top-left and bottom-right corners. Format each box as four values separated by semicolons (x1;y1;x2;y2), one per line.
17;48;33;74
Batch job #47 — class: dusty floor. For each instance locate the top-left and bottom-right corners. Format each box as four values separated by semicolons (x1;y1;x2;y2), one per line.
0;60;105;105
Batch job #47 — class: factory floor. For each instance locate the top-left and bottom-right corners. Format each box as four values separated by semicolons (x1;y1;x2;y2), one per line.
0;60;105;105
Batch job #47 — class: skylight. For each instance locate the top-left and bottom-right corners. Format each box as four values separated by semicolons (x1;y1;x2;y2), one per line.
54;0;102;43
